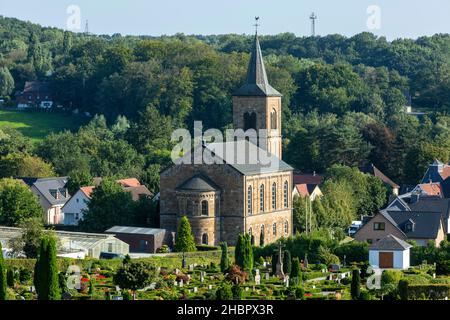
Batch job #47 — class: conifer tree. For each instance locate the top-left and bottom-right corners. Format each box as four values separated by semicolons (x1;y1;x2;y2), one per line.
351;268;361;300
220;242;229;273
174;216;197;252
283;250;292;275
0;242;6;300
7;268;14;287
291;257;301;278
46;237;61;300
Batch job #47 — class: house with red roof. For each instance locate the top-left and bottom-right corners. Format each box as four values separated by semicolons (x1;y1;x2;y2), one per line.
62;179;153;225
292;172;324;201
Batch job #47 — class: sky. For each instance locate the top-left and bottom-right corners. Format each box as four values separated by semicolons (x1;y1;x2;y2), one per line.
1;0;449;40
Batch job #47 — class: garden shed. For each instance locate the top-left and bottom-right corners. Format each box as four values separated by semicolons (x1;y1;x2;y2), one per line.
369;234;412;269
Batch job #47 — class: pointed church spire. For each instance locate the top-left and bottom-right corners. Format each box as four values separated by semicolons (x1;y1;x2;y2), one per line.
233;21;282;97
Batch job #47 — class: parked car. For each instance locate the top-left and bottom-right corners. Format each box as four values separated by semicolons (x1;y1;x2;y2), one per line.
99;252;125;260
348;220;363;236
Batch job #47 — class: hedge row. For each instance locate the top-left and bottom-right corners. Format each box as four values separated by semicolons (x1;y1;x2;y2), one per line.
4;250;229;273
400;281;450;300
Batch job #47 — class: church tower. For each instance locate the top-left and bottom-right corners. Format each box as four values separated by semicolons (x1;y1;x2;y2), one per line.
232;32;283;159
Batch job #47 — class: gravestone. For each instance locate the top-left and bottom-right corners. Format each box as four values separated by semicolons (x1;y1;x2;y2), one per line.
245;287;249;292
265;273;270;281
179;279;184;288
173;281;177;287
194;287;198;293
175;269;180;275
255;269;261;285
189;265;194;272
285;275;289;288
200;271;205;283
208;285;213;290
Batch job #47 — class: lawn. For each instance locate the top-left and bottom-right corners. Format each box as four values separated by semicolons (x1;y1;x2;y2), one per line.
0;109;85;142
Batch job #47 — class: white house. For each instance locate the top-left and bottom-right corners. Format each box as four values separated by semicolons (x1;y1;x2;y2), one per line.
18;177;70;225
369;235;412;269
62;186;94;225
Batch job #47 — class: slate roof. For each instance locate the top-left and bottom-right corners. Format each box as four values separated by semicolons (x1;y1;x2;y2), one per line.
359;164;399;188
408;197;450;220
386;211;442;239
293;173;324;185
176;174;220;192
233;34;282;97
18;177;69;205
204;141;293;175
105;226;166;236
124;185;153;201
370;235;412;251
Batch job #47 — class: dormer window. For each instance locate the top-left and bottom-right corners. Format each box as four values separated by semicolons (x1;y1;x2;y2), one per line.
49;189;58;199
405;220;415;232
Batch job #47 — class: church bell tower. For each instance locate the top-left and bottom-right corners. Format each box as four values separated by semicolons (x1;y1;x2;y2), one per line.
232;28;283;159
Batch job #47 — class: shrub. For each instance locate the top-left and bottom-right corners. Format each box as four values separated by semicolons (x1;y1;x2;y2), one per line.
216;283;233;300
196;245;219;251
407;284;450;300
381;270;402;286
294;287;305;300
436;260;450;276
232;284;243;300
225;265;248;284
398;279;409;300
333;241;369;264
157;245;170;253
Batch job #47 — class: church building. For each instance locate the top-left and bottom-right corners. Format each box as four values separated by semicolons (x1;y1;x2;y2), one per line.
159;33;294;246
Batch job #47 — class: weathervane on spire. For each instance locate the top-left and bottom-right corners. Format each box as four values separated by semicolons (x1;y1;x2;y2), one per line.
254;16;260;34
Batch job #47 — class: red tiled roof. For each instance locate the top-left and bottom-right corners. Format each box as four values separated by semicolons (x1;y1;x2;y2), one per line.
295;184;310;197
80;186;95;199
117;178;141;187
418;183;443;197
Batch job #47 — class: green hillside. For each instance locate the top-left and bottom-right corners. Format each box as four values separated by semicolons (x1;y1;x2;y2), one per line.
0;109;84;142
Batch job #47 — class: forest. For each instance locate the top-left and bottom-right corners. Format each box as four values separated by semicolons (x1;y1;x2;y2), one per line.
1;15;450;189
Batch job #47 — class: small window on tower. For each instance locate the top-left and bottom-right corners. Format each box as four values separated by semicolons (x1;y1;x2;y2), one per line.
270;109;277;130
244;112;257;131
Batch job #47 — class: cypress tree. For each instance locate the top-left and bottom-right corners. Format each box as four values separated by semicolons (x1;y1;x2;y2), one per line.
351;269;361;300
35;237;49;299
235;234;244;269
46;237;61;300
291;257;300;278
0;242;6;300
283;250;292;275
7;268;14;287
271;253;278;276
220;242;229;273
174;216;197;252
235;234;253;271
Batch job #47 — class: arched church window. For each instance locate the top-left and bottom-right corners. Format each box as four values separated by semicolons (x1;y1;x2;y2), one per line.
247;186;253;215
284;221;289;234
259;184;265;212
244;112;257;131
272;223;277;236
270;109;277;130
272;183;277;210
202;233;208;245
284;181;289;208
201;200;209;216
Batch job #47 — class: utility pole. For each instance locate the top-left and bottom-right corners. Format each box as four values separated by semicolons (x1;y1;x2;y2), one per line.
310;12;317;37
